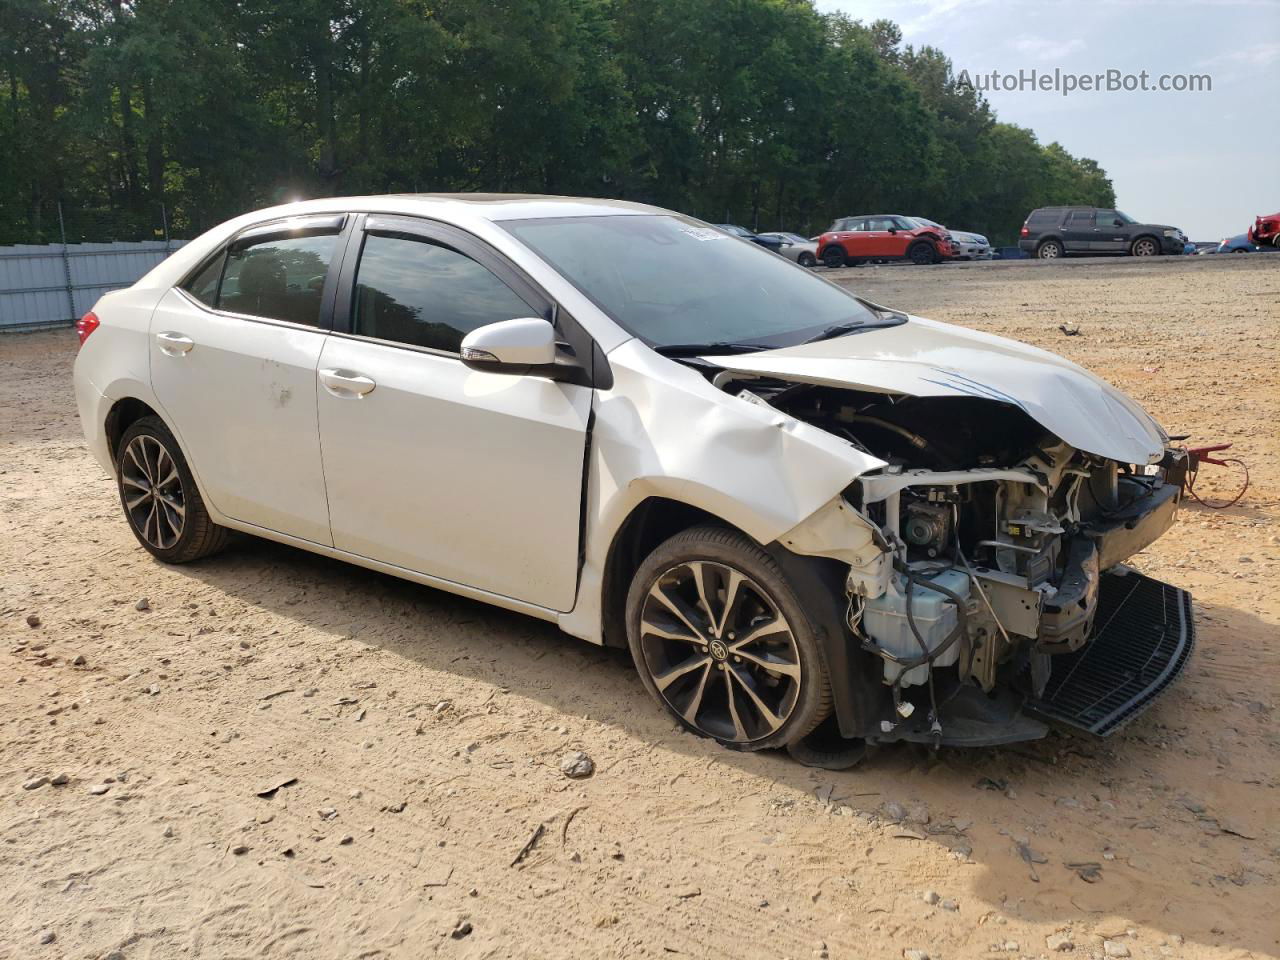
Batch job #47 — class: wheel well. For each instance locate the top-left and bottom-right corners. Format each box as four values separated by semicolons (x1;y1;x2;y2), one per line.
599;498;728;648
1037;235;1063;248
104;397;159;465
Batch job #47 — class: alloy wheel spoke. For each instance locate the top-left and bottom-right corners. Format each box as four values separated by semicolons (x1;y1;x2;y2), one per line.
125;490;150;511
723;670;748;740
728;665;783;733
734;648;801;680
639;616;703;645
121;473;150;493
712;570;744;639
688;561;716;624
728;617;788;651
679;662;712;725
126;443;153;484
653;654;712;692
158;500;182;543
648;581;707;641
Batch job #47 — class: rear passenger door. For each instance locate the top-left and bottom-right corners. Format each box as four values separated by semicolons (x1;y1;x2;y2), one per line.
1062;210;1095;253
148;214;347;545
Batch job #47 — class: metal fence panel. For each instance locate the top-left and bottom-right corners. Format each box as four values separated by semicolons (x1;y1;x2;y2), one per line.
0;240;186;332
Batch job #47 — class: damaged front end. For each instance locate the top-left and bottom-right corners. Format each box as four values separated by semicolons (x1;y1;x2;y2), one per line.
752;380;1195;748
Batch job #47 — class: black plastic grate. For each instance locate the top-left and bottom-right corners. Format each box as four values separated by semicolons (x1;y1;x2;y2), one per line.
1027;571;1194;736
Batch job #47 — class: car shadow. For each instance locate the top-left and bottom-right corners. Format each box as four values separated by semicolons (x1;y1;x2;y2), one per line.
173;530;1279;958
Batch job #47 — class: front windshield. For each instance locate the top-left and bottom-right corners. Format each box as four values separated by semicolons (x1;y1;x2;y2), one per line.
1115;210;1136;224
502;215;885;348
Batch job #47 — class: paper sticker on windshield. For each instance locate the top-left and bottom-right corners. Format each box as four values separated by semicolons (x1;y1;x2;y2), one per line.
678;225;728;242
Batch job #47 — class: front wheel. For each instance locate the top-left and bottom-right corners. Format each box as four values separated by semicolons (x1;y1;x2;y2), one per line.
908;241;938;265
1130;236;1160;257
116;416;229;563
626;526;832;751
798;251;817;268
821;246;847;269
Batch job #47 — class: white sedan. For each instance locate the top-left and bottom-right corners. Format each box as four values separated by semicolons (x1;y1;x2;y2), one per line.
73;194;1193;766
757;232;820;267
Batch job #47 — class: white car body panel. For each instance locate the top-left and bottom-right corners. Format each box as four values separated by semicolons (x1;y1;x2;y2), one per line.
702;314;1165;466
557;338;885;643
148;288;333;545
315;334;592;611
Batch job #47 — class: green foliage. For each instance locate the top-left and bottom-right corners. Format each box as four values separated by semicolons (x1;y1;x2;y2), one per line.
0;0;1113;246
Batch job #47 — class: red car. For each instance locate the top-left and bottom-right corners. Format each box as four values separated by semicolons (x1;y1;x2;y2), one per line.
817;214;954;268
1247;212;1280;247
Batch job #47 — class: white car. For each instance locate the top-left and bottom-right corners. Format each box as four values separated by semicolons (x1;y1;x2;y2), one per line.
949;230;993;260
73;195;1194;767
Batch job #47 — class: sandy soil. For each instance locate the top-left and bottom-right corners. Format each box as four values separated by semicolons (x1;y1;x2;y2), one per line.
1;254;1277;960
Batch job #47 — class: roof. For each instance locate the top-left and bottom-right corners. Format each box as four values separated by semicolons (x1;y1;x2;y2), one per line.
269;193;667;223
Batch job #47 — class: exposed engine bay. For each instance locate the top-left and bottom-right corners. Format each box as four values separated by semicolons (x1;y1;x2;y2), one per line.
719;376;1192;746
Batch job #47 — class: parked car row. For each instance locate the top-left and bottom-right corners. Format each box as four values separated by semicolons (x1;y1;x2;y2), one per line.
714;214;993;270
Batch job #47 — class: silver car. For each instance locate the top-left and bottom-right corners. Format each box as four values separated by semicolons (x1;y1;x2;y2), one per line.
758;232;819;268
949;230;993;260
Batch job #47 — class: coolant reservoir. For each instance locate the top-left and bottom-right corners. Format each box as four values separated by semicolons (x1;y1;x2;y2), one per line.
863;569;971;687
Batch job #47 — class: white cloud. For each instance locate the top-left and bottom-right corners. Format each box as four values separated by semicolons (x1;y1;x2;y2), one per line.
1009;34;1085;60
1195;41;1280;67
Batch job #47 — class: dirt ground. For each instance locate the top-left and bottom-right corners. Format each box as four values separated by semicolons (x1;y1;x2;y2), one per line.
2;254;1277;960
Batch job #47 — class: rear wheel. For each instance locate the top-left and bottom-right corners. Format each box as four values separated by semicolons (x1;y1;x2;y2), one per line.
821;245;847;269
908;241;938;265
1130;236;1159;257
1036;239;1064;259
116;416;229;563
626;526;831;751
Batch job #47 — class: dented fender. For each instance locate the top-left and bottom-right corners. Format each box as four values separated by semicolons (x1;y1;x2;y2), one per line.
557;339;886;644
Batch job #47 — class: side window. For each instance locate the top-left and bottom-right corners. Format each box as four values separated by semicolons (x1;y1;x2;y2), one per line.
217;233;339;327
1094;210;1120;227
892;217;915;230
1067;211;1093;226
351;233;536;353
182;252;224;307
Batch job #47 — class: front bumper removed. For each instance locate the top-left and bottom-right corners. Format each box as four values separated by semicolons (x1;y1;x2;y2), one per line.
867;569;1194;746
1027;569;1194;736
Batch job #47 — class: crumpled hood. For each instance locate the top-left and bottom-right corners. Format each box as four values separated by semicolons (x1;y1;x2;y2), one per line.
703;315;1167;464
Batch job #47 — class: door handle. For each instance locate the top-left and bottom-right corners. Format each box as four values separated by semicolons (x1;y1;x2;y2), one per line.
319;368;376;398
155;331;194;355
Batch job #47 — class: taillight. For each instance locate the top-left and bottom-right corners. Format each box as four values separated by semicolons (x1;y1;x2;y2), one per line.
1020;226;1029;236
76;311;100;346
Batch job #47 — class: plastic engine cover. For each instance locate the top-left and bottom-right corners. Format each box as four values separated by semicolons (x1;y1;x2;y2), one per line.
864;568;971;687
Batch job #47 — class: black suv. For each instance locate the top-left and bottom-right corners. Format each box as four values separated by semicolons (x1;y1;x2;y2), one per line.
1019;207;1186;259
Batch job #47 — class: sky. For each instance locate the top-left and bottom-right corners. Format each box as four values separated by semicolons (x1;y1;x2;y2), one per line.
814;0;1280;240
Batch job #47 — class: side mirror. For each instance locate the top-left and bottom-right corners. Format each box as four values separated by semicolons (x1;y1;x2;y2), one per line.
1113;218;1124;227
887;227;898;234
460;317;557;374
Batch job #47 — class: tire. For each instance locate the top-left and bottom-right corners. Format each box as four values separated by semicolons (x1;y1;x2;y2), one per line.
798;251;817;268
908;241;938;265
625;525;832;752
786;716;867;770
116;416;229;563
1130;236;1159;257
821;246;847;269
1036;239;1064;259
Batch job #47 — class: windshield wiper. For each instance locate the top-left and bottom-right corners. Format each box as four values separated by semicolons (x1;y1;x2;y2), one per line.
653;341;771;356
804;301;908;343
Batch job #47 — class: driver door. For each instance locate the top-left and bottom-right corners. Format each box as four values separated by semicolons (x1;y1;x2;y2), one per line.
315;216;592;611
